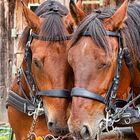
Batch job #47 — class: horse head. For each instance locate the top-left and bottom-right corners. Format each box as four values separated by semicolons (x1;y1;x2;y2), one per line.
21;0;73;135
68;1;132;139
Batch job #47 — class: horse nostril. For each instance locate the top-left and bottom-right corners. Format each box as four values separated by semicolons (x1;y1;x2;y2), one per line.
48;121;55;129
80;125;90;139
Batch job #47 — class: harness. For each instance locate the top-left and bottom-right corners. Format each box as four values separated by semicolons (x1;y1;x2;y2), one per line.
71;28;140;130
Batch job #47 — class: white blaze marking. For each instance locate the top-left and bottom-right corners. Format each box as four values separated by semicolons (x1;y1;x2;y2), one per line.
82;43;87;54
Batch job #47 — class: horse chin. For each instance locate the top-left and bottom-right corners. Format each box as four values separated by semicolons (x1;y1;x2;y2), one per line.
43;108;69;136
49;126;69;136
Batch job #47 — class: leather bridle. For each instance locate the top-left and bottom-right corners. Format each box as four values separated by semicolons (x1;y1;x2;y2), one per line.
7;11;72;115
71;29;134;111
23;29;72;100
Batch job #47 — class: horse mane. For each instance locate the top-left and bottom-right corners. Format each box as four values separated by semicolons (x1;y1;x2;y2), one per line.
123;4;140;64
70;3;140;63
39;13;69;41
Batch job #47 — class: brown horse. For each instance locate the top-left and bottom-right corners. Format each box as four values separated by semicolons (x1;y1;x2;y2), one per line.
7;1;74;139
68;0;140;139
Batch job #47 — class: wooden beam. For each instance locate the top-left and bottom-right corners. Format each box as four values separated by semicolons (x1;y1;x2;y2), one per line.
82;0;103;6
100;127;138;140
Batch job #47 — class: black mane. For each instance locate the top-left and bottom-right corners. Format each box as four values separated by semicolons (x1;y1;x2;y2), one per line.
36;0;69;41
70;3;140;63
39;13;69;41
20;0;69;49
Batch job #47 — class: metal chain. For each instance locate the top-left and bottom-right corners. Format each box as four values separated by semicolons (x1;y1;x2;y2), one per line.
99;94;140;133
27;100;43;140
27;117;38;140
112;94;140;121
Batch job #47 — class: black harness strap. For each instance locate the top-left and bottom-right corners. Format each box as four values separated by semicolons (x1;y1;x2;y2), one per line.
31;32;72;41
105;33;124;110
106;31;120;37
36;89;71;98
71;87;106;104
6;91;35;114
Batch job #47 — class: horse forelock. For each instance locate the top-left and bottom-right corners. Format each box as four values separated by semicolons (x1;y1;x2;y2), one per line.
39;13;69;42
20;0;69;51
70;7;116;53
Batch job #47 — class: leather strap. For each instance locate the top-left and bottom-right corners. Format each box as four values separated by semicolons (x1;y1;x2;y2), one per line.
82;30;120;37
106;31;120;37
71;87;106;104
36;89;71;99
6;90;36;114
31;32;72;41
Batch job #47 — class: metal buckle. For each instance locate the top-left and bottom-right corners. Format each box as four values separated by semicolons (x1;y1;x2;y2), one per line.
26;29;32;47
27;100;44;118
23;103;27;114
137;105;140;116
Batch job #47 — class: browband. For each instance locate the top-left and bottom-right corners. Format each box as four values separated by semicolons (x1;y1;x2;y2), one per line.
31;32;72;41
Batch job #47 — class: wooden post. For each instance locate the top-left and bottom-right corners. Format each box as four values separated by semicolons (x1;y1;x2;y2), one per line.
0;0;15;123
0;0;7;122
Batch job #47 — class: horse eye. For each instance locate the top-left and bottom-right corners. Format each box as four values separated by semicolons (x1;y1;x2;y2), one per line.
98;62;110;69
33;59;43;69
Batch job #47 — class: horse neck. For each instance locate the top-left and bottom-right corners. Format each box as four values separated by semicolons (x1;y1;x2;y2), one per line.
131;63;140;95
117;57;140;98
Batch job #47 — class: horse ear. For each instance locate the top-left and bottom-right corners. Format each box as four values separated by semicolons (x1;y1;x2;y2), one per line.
21;0;41;32
69;0;86;25
104;0;128;31
77;0;83;9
